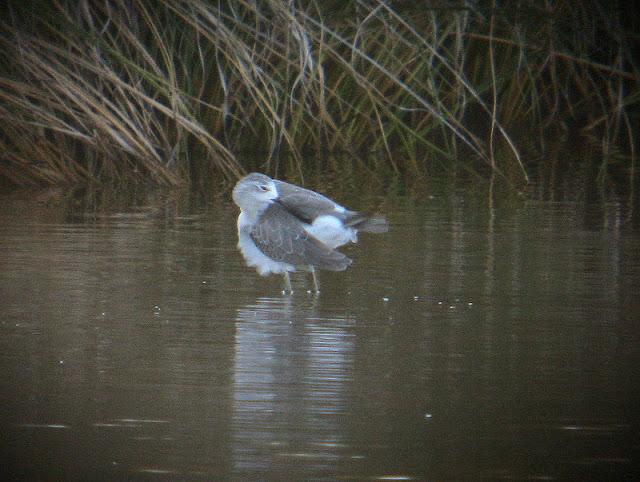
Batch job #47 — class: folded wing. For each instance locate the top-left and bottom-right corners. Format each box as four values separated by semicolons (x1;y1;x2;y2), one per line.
274;180;340;222
274;179;388;234
250;203;352;271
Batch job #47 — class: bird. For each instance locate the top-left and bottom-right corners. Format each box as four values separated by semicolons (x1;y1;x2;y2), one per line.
232;172;387;293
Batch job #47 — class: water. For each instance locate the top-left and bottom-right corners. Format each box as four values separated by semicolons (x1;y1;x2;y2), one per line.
1;183;639;481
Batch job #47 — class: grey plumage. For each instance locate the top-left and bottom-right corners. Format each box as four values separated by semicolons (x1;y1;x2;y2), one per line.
249;203;352;271
272;180;340;222
232;172;387;292
274;179;387;233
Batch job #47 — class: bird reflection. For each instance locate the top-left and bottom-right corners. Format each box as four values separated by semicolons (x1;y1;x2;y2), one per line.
231;296;355;479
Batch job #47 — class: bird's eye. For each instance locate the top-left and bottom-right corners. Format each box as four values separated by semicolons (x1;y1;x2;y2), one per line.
258;185;269;192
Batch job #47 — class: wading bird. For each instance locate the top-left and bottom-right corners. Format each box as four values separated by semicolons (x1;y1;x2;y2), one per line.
232;173;387;293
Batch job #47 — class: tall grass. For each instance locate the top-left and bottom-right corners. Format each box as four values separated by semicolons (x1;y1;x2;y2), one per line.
0;1;637;187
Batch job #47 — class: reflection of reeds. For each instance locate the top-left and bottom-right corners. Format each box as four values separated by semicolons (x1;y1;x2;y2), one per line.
0;1;637;187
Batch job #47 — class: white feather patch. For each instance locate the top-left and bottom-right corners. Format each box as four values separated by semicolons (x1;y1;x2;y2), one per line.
305;214;356;249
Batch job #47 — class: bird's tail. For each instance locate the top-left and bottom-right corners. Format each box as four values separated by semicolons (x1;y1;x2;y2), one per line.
349;214;388;233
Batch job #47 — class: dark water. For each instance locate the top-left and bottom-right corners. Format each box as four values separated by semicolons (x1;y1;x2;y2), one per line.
1;183;639;481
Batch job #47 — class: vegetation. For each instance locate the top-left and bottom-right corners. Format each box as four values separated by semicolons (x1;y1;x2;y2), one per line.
0;0;637;188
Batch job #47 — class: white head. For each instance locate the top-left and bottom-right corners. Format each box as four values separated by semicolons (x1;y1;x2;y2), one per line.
232;173;278;213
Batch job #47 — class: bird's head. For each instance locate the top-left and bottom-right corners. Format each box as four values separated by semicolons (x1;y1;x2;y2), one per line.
232;173;278;213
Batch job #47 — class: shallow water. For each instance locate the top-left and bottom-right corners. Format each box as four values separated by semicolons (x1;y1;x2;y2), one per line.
1;183;639;481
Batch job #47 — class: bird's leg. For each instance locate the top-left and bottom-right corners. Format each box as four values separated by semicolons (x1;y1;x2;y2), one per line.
311;268;320;294
282;271;293;294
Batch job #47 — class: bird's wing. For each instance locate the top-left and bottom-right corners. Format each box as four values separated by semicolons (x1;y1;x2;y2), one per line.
274;180;388;233
250;203;352;271
274;180;342;222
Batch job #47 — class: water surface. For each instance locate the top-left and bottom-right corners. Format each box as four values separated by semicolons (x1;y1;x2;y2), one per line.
1;183;638;480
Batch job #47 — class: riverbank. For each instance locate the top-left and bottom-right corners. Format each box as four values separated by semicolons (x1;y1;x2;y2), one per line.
1;1;637;188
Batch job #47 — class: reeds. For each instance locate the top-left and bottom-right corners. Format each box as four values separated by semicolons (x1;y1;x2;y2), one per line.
0;1;637;187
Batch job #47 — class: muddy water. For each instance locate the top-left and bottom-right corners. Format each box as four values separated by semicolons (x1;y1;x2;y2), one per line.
1;183;638;480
